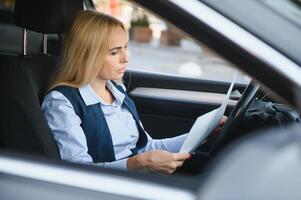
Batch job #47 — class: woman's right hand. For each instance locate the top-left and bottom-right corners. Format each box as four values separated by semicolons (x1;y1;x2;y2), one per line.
127;150;191;174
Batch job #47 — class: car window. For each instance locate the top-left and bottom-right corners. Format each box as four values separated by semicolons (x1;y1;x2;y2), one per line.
92;0;250;84
261;0;301;27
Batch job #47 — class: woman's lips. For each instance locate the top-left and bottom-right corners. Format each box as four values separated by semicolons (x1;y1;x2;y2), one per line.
117;67;126;73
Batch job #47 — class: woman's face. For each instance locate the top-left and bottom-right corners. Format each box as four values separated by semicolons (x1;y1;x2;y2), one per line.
97;26;128;81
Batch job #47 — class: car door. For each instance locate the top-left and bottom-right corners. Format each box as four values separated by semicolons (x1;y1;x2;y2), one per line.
124;70;245;139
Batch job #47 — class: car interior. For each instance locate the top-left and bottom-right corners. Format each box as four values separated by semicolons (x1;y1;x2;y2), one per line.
0;0;299;181
0;0;86;161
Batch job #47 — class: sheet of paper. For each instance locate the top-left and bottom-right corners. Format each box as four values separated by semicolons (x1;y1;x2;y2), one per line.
180;71;237;153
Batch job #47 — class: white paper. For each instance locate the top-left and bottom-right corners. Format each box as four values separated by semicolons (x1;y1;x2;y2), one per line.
180;72;237;153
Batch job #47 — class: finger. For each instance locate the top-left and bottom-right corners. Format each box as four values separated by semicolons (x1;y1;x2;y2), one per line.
176;161;184;167
218;120;224;126
214;127;221;134
173;153;191;161
219;116;228;126
167;168;176;174
218;119;225;126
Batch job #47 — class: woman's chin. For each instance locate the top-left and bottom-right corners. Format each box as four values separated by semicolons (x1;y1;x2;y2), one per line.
112;74;124;81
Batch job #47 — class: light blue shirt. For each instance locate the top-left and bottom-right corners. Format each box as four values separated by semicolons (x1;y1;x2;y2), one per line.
42;81;187;170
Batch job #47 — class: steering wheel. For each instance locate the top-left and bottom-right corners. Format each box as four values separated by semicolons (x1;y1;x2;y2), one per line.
209;80;261;155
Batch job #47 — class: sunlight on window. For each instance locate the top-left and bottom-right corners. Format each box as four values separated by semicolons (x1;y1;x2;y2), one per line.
92;0;250;83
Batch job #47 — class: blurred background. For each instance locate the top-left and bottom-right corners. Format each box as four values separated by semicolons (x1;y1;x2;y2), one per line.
0;0;249;83
93;0;249;84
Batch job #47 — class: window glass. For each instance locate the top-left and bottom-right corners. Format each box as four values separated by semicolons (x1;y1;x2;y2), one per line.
0;0;14;22
93;0;250;83
261;0;301;27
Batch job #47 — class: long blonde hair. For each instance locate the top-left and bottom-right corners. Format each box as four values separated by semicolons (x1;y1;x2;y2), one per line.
48;10;125;91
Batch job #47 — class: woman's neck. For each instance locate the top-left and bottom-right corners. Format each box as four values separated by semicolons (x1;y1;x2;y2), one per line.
91;79;114;104
91;79;107;94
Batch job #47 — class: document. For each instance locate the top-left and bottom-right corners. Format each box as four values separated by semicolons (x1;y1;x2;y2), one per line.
180;72;237;153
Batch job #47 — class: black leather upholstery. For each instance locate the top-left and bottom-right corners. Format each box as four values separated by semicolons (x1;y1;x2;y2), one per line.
15;0;83;34
0;0;83;159
0;55;60;158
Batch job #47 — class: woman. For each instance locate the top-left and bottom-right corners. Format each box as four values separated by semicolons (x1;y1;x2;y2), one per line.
42;10;190;174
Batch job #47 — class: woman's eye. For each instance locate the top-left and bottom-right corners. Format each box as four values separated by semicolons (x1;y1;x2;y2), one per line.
110;50;118;55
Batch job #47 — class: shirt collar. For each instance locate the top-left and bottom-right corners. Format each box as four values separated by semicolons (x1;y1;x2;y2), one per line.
79;81;125;106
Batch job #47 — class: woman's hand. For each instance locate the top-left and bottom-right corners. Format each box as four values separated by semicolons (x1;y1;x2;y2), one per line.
127;150;190;174
212;115;228;136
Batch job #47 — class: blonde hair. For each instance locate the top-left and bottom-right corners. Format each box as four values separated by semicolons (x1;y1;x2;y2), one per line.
48;10;125;91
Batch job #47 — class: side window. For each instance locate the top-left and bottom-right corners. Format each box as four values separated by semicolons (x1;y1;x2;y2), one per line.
93;0;250;84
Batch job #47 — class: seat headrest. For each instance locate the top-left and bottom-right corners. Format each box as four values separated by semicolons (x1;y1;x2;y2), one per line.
14;0;83;34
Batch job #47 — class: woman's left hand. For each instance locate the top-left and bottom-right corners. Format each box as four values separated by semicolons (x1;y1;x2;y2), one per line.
213;115;228;135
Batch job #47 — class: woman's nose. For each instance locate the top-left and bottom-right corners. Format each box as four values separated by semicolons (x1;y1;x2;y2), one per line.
120;49;128;63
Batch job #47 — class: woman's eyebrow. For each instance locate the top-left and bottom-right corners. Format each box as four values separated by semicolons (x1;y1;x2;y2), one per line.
108;46;121;51
108;43;128;51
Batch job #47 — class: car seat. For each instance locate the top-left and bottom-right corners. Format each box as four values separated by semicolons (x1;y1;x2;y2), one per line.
0;0;83;159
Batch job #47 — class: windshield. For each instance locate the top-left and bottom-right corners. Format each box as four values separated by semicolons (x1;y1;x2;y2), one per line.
261;0;301;28
201;0;301;66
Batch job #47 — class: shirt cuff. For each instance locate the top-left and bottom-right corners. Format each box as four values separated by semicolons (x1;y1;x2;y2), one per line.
164;133;188;153
103;158;129;170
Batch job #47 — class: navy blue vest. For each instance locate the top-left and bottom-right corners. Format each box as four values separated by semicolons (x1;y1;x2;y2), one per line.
52;83;147;163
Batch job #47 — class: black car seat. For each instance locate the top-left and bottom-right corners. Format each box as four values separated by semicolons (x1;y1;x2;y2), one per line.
0;0;83;159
